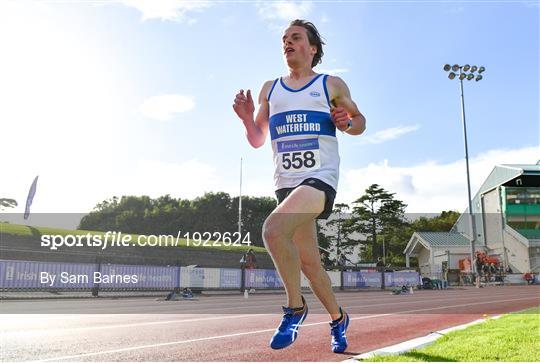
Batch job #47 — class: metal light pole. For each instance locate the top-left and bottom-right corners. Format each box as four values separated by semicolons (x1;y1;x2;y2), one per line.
443;64;485;275
382;235;386;266
334;203;349;267
336;207;341;267
238;157;243;236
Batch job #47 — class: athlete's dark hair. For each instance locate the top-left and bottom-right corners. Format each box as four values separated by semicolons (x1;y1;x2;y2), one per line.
289;19;325;68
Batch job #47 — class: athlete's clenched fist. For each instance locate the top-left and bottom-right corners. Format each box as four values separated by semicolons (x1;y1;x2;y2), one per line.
330;106;351;131
233;89;255;122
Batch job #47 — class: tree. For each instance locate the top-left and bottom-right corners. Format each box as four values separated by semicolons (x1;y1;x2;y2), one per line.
316;224;334;267
232;195;276;247
190;192;235;233
318;203;359;266
411;210;460;232
78;193;277;247
347;184;407;261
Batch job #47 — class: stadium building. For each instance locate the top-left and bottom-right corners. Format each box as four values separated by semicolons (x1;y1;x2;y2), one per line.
404;162;540;277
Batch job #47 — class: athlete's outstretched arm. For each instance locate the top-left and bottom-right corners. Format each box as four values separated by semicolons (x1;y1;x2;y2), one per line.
327;76;366;136
232;81;272;148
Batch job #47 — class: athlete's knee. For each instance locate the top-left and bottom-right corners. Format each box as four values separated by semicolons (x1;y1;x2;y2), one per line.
262;216;284;248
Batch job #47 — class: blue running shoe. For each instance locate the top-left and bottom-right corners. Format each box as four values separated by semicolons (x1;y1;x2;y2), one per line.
269;296;308;349
330;308;349;353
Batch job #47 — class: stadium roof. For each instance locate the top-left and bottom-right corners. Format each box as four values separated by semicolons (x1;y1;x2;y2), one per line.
404;231;470;255
414;232;470;246
500;164;540;172
451;163;540;236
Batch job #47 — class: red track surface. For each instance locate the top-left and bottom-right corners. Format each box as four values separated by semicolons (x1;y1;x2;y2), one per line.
1;286;539;362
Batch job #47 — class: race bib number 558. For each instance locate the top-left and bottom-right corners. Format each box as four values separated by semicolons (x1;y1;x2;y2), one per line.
277;138;321;173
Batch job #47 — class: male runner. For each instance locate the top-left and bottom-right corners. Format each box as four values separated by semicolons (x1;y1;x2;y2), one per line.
233;19;366;353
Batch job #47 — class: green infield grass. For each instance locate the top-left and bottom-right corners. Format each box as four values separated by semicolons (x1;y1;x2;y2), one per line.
364;306;540;362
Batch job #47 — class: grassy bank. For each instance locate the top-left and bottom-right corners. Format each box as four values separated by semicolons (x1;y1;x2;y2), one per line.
364;306;540;362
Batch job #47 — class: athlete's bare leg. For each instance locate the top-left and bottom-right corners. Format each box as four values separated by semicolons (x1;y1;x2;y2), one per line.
293;219;341;320
262;186;325;308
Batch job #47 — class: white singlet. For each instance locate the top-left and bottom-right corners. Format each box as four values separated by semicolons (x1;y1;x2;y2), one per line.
268;73;340;191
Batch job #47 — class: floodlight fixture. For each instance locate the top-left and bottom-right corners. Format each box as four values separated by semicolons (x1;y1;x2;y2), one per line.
442;60;487;277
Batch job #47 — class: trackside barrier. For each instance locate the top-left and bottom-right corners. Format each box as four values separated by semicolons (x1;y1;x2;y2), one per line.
0;260;98;289
343;271;382;288
244;269;282;289
328;271;341;287
0;260;420;293
384;271;423;287
100;264;178;289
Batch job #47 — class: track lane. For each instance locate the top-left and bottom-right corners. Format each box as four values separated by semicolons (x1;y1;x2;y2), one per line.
1;286;538;362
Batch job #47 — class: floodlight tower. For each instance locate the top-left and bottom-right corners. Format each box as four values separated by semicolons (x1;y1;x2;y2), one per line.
238;157;243;236
443;63;485;274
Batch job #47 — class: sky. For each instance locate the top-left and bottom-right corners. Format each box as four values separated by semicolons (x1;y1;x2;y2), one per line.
0;0;538;223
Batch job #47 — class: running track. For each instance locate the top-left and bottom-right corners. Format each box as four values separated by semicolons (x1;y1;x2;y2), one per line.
1;286;538;362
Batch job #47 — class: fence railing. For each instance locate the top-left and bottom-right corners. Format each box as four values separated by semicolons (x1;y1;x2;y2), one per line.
0;259;421;294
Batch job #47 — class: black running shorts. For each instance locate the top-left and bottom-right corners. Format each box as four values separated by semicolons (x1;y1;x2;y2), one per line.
275;178;336;220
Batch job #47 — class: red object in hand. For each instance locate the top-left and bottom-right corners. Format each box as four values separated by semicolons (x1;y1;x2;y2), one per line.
331;107;350;131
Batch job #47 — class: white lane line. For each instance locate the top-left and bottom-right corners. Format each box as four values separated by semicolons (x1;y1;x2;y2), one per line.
4;286;530;308
4;295;522;325
5;291;535;334
3;314;271;334
31;296;539;362
3;288;535;316
100;290;540;314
